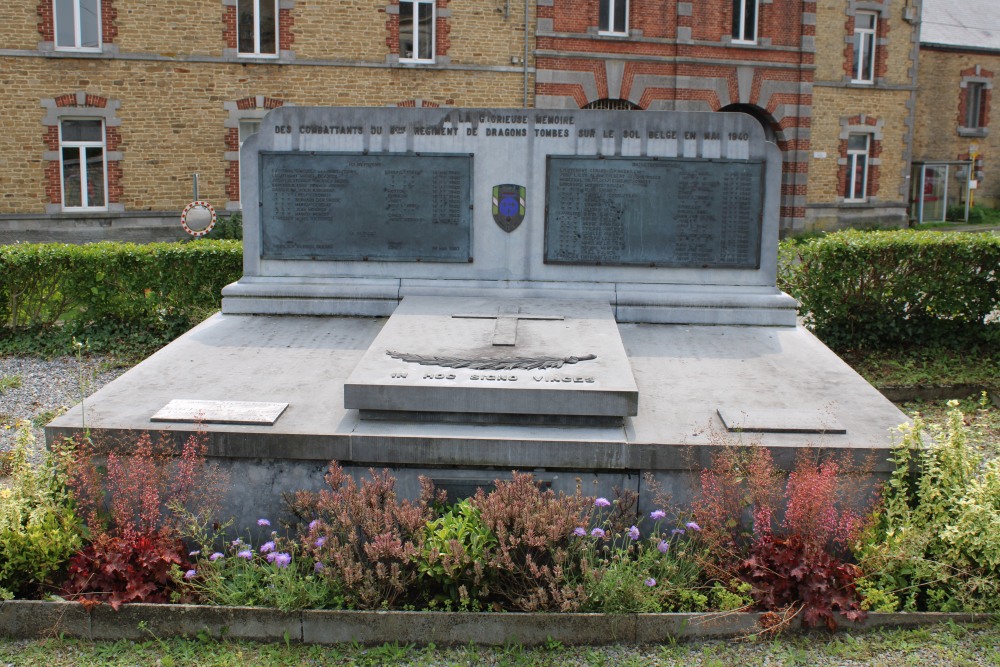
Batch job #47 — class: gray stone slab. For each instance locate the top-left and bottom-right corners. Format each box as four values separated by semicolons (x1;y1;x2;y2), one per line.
1;600;90;639
151;399;289;425
344;296;639;418
301;611;635;646
716;407;846;434
89;604;301;642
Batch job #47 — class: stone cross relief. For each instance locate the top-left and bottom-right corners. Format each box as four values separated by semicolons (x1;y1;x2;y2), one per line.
451;305;564;346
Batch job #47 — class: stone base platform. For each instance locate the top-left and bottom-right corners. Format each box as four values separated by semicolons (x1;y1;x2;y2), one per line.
46;313;908;527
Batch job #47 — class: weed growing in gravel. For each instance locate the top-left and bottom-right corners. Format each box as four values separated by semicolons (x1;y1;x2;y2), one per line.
0;374;21;393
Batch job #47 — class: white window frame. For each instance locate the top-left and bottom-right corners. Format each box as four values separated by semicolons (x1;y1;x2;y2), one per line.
852;10;877;84
53;0;102;52
399;0;435;63
966;82;986;129
237;0;279;58
599;0;629;36
845;133;870;202
731;0;758;44
237;118;262;189
59;118;108;211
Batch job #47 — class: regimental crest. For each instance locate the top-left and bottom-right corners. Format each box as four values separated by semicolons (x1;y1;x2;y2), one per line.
492;184;526;233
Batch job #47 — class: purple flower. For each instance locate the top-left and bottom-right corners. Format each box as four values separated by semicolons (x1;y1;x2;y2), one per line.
573;527;587;537
314;537;326;548
314;561;325;573
237;549;253;559
266;551;278;563
308;519;320;531
257;518;271;527
274;553;292;568
628;525;640;541
671;528;685;536
209;552;224;561
594;497;611;508
188;550;201;557
657;540;669;554
686;521;702;532
231;539;243;547
184;569;197;580
590;527;606;538
644;578;656;587
649;510;666;521
260;541;276;554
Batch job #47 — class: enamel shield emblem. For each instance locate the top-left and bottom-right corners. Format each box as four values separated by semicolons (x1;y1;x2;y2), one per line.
492;184;526;233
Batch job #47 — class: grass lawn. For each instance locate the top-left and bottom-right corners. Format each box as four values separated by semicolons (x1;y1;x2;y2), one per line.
1;622;999;666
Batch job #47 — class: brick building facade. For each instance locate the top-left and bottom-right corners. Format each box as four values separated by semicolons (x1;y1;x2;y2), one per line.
0;0;951;241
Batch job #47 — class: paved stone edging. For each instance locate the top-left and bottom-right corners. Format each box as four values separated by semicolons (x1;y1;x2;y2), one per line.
0;601;987;645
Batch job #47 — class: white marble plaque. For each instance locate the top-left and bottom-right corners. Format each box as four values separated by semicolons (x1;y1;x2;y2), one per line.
717;407;846;434
151;399;289;425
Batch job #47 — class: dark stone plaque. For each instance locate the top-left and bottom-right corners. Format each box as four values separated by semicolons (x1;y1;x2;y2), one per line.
260;152;473;262
544;157;764;268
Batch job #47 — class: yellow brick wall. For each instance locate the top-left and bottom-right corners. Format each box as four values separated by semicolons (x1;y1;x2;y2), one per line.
289;0;390;61
914;49;1000;207
0;58;528;214
0;2;40;50
807;86;911;205
444;0;533;67
115;1;224;56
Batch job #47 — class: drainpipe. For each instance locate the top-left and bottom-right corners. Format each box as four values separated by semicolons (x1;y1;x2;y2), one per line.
524;0;530;108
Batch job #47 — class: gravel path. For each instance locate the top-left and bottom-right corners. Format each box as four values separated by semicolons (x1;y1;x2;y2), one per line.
0;355;126;458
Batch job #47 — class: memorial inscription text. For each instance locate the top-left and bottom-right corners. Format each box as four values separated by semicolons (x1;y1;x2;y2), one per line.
544;157;763;268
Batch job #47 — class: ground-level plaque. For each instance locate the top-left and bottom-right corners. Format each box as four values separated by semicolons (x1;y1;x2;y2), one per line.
545;157;764;268
343;296;639;421
151;399;289;425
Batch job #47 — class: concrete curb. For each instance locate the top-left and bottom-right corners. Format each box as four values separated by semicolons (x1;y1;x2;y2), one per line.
0;601;988;645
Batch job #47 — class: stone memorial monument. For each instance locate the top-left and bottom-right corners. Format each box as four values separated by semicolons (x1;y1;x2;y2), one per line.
48;107;907;523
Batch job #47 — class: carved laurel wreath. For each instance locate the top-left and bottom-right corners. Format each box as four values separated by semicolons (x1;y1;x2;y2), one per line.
386;350;596;371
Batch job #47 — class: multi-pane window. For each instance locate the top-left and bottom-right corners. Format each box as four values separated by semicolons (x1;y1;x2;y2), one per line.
54;0;101;50
845;133;870;202
966;82;986;129
731;0;758;43
400;0;435;62
599;0;628;35
852;11;877;83
60;119;106;210
238;0;278;56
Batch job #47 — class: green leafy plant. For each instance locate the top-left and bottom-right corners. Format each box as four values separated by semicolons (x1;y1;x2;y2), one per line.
0;422;83;599
417;498;496;608
856;400;1000;612
0;374;22;393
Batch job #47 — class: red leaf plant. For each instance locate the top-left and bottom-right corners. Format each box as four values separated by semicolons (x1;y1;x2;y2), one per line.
60;432;226;609
693;446;875;630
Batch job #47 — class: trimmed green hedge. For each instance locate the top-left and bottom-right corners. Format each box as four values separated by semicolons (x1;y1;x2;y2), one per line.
0;241;242;355
778;230;1000;350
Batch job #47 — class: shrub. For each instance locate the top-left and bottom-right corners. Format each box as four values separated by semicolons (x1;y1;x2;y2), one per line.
0;423;83;599
290;463;435;610
468;473;593;612
778;230;1000;350
856;396;1000;612
0;241;242;356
